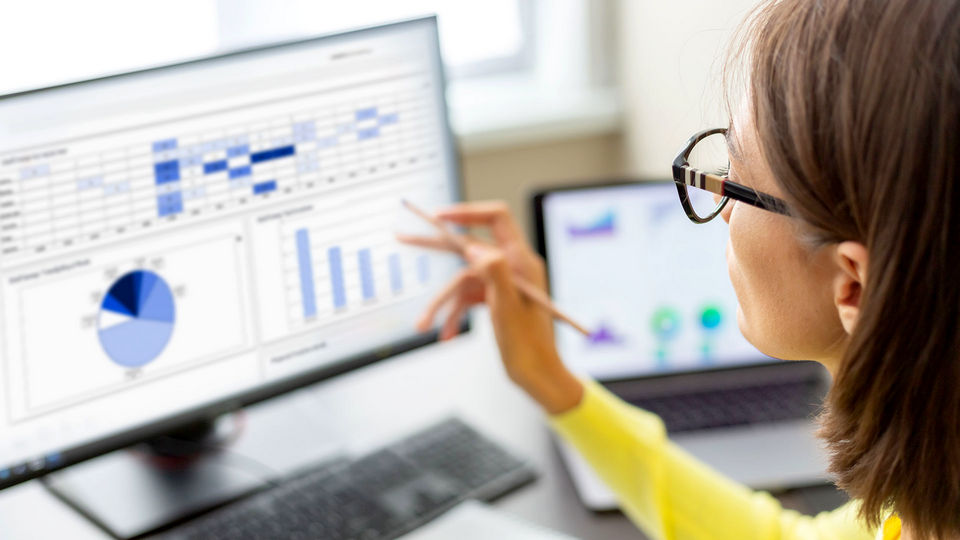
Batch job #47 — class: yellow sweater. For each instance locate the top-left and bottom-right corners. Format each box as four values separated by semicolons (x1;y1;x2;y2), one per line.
549;379;889;540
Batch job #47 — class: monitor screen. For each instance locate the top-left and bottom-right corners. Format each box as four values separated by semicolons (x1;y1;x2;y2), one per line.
539;182;770;381
0;18;461;486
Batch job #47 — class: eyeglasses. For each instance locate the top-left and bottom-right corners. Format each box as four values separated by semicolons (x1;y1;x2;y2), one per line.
672;127;790;223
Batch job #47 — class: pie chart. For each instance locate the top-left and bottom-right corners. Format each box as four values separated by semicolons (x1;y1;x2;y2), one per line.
98;270;176;368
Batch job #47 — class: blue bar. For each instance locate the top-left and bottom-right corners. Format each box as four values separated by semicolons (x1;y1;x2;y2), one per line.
229;166;252;179
389;253;403;294
227;144;250;158
154;160;181;184
357;127;380;140
250;145;295;164
157;192;183;217
152;138;178;153
253;180;277;195
417;255;429;284
358;248;375;301
296;229;317;319
378;113;399;125
203;160;228;174
355;107;378;121
328;247;346;309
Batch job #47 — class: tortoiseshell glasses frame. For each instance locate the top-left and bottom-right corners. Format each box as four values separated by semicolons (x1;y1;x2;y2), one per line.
672;127;790;223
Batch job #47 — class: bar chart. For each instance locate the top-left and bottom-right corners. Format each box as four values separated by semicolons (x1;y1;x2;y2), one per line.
290;226;433;322
278;184;445;328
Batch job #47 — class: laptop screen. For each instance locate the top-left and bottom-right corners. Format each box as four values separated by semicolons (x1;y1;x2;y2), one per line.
538;182;771;381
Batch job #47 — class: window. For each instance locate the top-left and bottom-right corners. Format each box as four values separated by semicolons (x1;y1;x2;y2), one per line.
0;1;615;148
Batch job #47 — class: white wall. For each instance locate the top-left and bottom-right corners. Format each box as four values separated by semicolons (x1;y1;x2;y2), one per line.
617;0;758;178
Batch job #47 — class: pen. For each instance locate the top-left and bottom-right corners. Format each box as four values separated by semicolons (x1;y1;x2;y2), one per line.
402;199;593;337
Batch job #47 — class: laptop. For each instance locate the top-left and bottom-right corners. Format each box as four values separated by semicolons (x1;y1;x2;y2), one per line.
532;180;831;511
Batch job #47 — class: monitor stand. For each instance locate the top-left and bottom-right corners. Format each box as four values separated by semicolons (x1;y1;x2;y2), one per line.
41;413;269;539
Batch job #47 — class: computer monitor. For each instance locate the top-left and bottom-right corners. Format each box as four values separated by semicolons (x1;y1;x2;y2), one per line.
534;181;770;381
0;17;461;489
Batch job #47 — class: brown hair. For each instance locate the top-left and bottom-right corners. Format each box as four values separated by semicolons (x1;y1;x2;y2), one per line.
728;0;960;537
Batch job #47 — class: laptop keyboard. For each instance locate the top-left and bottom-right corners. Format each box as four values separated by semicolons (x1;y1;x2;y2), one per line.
627;379;824;433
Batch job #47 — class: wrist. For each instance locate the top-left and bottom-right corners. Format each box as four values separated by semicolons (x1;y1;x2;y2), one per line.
514;362;583;415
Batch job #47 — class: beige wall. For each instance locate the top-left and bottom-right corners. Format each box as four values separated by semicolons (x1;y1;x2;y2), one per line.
458;132;627;238
617;0;757;177
454;0;761;240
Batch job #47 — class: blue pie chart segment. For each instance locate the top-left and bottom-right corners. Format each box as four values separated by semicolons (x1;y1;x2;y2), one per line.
98;270;175;368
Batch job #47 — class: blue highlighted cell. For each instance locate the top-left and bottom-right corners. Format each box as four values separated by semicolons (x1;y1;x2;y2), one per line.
227;144;250;158
152;139;178;153
358;248;375;301
157;192;183;217
355;107;378;121
378;113;399;125
317;136;338;148
154;160;181;184
250;145;295;164
181;153;204;167
253;180;277;195
203;160;228;174
296;229;317;319
328;247;346;309
229;166;252;179
294;120;317;132
357;127;380;140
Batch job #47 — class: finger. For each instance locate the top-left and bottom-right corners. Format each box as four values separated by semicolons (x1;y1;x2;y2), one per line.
416;269;474;331
395;233;459;253
440;299;469;340
434;201;524;246
465;244;522;310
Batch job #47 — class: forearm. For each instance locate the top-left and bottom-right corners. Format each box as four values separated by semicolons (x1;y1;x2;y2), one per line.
550;380;875;540
515;363;584;415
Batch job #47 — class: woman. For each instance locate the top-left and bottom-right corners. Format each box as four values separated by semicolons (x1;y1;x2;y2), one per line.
400;0;960;538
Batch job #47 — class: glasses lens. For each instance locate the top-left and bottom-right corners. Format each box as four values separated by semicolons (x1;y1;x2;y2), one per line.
685;132;729;220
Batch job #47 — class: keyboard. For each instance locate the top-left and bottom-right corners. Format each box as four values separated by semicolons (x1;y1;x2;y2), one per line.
152;418;536;540
628;379;825;433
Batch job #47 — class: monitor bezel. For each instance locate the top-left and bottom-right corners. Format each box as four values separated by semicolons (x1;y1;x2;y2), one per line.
0;15;468;490
530;179;782;384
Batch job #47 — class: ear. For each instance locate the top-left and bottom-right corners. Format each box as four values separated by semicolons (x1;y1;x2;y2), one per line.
833;242;869;334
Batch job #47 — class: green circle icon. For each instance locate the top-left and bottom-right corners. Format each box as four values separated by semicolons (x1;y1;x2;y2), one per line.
651;307;681;340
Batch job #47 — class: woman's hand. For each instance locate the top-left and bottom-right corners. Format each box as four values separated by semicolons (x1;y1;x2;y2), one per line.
397;201;583;414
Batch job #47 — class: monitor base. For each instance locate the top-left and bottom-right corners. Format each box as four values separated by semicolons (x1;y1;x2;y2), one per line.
42;413;268;539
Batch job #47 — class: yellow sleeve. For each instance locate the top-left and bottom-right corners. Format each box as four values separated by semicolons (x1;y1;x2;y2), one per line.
549;379;876;540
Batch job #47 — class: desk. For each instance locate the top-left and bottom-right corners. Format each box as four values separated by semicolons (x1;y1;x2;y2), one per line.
0;311;843;539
